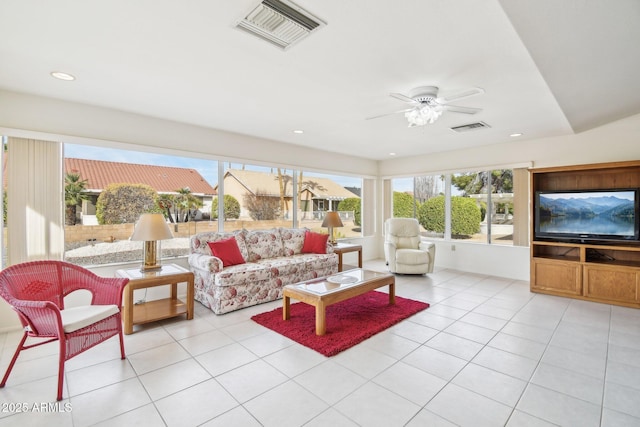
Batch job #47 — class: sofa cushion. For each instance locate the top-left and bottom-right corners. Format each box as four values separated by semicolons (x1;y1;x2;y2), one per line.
207;238;246;267
191;230;249;260
302;230;328;254
244;228;284;262
214;263;272;287
294;253;338;272
260;256;307;277
279;227;307;256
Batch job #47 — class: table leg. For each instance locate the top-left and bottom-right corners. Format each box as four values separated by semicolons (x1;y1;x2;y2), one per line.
358;249;363;268
171;282;177;300
283;295;291;320
337;253;343;272
186;277;194;320
389;279;396;305
123;284;133;335
316;302;326;335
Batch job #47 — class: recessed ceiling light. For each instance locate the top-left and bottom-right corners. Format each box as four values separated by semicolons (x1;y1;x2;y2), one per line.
50;71;75;81
293;130;304;134
389;152;396;156
510;133;523;137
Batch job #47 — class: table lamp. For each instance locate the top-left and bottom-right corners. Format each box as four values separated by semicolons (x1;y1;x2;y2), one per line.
130;213;174;271
321;211;343;245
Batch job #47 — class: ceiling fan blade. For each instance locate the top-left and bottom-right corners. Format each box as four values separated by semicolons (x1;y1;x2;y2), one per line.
443;105;482;114
366;108;414;120
439;87;485;103
389;92;419;104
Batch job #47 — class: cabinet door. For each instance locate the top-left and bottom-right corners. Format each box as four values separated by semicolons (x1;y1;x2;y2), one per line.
584;265;639;303
531;258;581;296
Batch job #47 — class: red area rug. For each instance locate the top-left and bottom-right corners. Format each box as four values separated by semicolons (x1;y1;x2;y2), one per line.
251;291;429;357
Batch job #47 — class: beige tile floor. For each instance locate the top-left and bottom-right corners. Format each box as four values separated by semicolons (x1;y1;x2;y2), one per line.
1;259;640;426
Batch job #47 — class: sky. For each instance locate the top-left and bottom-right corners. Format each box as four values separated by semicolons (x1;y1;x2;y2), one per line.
541;190;635;201
64;143;362;189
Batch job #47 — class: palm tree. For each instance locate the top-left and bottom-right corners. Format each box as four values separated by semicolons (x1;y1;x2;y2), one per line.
156;194;176;223
174;187;203;222
64;173;89;225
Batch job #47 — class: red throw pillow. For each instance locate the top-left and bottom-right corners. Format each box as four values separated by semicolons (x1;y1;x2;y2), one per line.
207;238;246;267
301;230;328;254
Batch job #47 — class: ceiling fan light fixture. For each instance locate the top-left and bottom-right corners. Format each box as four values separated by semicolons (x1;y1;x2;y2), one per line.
405;104;443;127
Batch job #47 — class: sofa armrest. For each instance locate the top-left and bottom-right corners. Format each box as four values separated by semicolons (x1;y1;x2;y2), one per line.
419;240;436;273
419;240;435;251
188;253;223;273
384;241;397;269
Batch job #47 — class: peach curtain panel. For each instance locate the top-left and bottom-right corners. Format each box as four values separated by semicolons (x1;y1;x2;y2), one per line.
7;137;64;264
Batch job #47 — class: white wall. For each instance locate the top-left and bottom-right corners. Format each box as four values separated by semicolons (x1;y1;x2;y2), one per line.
0;89;378;179
379;112;640;177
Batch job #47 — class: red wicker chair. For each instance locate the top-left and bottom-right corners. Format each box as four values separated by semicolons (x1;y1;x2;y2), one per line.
0;260;128;401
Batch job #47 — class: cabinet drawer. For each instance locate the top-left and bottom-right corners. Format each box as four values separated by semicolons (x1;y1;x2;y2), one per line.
531;258;581;296
584;265;639;302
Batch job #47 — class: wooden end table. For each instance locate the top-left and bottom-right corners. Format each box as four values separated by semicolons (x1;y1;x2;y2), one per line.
116;263;194;334
283;268;395;335
332;243;363;272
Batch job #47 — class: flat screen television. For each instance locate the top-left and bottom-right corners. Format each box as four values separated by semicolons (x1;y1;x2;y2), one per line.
534;188;640;243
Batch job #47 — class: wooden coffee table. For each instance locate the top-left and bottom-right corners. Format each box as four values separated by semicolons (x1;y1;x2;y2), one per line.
282;268;395;335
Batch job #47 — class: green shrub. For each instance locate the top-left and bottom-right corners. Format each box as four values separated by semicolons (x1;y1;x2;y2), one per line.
96;183;158;224
418;195;481;237
211;195;240;220
337;197;361;226
393;192;416;218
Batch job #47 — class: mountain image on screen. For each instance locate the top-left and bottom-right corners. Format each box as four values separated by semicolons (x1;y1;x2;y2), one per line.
539;195;634;218
538;193;636;237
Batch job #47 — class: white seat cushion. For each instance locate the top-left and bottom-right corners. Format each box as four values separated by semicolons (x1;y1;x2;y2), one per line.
60;305;120;333
396;248;430;265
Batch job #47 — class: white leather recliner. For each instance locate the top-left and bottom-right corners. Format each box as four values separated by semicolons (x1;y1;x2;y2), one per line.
384;218;436;274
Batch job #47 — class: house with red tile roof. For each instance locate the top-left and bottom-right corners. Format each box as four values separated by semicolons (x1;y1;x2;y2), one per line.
65;158;216;224
216;169;358;220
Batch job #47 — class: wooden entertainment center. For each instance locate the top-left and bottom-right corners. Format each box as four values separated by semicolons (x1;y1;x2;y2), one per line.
530;160;640;308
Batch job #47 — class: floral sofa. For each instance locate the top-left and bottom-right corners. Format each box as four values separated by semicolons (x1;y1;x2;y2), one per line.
189;228;338;314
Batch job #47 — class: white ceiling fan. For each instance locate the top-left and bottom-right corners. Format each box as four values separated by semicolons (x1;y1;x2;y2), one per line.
368;86;484;127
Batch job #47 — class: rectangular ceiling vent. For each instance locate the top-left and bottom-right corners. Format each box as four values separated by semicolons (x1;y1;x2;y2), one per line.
450;122;491;133
236;0;325;50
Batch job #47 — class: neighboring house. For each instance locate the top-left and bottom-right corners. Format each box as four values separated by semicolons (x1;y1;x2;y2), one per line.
216;169;359;220
65;158;217;224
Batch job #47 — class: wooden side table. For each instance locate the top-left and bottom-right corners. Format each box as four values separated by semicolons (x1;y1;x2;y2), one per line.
332;243;363;272
116;263;194;334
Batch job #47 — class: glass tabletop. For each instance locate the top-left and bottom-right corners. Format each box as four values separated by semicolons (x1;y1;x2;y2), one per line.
288;269;390;295
116;263;189;280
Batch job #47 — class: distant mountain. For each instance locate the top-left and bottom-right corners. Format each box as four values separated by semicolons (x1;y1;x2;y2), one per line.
539;195;635;219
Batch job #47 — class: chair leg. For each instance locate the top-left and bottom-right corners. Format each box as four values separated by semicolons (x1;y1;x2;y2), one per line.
118;328;125;360
0;331;28;388
57;337;67;401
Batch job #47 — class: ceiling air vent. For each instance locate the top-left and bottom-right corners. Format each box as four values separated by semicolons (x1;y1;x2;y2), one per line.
236;0;325;50
450;122;491;133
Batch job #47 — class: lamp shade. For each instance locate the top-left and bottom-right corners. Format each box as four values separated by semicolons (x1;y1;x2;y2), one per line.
321;211;343;228
130;214;173;241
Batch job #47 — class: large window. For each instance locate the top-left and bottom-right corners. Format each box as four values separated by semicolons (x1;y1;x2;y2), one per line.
297;169;362;240
391;169;518;246
218;163;294;231
61;146;364;267
63;144;218;266
391;175;445;237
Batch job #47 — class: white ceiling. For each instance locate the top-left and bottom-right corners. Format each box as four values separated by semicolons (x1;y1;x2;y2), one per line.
1;0;639;161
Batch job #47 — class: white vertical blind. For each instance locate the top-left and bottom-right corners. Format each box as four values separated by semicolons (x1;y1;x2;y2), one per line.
512;167;530;247
7;137;64;264
362;178;376;236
